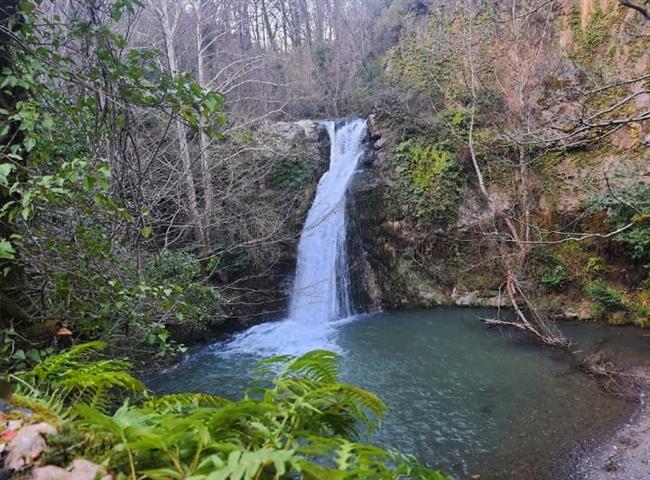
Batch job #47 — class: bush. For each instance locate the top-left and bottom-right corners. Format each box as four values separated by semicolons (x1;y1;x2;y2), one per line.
145;251;221;333
541;265;568;290
587;165;650;262
269;156;315;191
586;281;626;311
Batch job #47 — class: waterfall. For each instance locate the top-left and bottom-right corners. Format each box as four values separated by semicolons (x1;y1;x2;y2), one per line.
222;118;367;355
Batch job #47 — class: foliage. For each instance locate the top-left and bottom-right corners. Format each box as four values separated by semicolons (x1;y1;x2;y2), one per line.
0;0;226;362
18;347;448;480
145;251;221;335
24;341;144;411
389;139;462;227
586;281;627;314
269;156;316;191
569;5;611;66
1;328;54;372
587;167;650;262
540;265;568;290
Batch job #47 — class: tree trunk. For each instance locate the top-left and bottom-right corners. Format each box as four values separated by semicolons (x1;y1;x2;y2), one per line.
158;0;209;253
195;1;214;245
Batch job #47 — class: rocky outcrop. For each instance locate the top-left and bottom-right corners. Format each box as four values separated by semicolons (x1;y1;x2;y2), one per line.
346;117;509;311
261;120;322;144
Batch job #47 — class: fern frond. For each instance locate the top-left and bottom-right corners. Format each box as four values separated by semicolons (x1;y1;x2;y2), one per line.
23;342;143;411
280;350;340;384
29;341;109;384
143;393;230;413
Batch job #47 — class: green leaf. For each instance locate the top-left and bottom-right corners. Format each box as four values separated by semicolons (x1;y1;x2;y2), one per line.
0;163;13;184
26;349;41;363
204;95;219;112
0;240;15;260
141;226;153;239
23;137;36;152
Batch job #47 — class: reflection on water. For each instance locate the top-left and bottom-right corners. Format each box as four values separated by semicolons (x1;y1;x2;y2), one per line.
149;308;649;480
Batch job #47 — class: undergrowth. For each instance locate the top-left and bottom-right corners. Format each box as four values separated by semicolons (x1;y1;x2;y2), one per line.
9;343;449;480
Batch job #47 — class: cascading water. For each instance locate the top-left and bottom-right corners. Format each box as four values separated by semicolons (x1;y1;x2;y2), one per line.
222;118;368;355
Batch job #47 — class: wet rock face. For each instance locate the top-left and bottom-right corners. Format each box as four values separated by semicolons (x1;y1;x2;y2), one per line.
346;117;508;311
346;170;385;313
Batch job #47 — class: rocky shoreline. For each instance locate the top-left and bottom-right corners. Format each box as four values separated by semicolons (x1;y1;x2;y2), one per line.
574;367;650;480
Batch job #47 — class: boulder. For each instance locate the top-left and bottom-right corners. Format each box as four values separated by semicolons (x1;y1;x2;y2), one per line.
263;120;320;143
32;459;111;480
4;423;57;471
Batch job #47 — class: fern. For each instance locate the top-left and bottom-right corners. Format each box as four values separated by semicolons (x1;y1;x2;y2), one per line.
23;348;448;479
143;393;231;413
29;341;109;382
23;341;144;410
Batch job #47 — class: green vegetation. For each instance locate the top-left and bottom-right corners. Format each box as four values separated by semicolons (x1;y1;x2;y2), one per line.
8;345;447;480
0;0;226;364
390;139;462;227
541;265;568;291
569;5;610;66
586;281;627;319
587;167;650;262
269;156;317;191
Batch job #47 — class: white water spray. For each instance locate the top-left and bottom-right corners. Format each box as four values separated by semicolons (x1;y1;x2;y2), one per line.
221;118;367;355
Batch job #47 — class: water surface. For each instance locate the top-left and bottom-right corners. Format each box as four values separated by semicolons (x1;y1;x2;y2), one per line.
150;308;647;479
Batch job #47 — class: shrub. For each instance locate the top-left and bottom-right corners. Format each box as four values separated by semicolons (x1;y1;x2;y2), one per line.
586;281;626;311
269;156;315;191
587;165;650;262
146;251;221;334
541;265;568;290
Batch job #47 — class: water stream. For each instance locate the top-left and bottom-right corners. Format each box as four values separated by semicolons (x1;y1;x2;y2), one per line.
225;118;367;355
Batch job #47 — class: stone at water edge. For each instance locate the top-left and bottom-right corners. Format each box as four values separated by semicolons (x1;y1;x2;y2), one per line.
32;459;112;480
31;466;70;480
4;422;57;471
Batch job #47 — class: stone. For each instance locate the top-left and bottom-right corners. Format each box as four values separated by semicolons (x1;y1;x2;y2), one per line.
577;301;594;321
68;459;111;480
451;289;509;308
295;120;320;142
561;308;580;320
4;422;57;471
31;466;70;480
31;459;111;480
263;120;319;143
373;136;386;150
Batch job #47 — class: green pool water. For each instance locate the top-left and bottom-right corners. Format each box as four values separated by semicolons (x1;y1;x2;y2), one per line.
149;308;648;479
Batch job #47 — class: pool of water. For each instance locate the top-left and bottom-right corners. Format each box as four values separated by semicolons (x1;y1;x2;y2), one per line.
149;308;648;479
